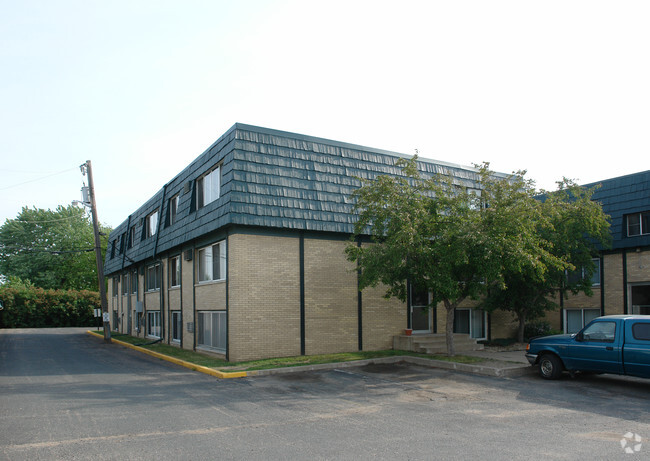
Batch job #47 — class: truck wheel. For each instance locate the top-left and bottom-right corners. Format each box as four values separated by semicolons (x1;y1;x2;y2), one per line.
539;354;563;380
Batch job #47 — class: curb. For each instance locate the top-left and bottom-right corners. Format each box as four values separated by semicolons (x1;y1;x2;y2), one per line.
86;331;534;380
86;331;246;379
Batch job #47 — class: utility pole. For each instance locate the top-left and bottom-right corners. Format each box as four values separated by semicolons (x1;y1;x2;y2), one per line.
81;160;111;343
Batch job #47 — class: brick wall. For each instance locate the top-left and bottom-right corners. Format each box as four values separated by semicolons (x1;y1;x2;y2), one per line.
228;232;301;361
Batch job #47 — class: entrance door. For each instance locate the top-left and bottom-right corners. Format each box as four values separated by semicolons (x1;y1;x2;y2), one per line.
454;308;486;340
411;287;431;332
631;284;650;314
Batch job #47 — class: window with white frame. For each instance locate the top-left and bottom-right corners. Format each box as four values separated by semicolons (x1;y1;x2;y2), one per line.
627;211;650;237
112;276;119;297
197;166;220;209
171;311;182;342
147;311;161;338
130;269;138;294
565;308;600;334
169;256;181;287
145;210;159;238
128;225;136;248
121;273;128;295
197;241;226;283
146;263;161;291
169;194;180;226
197;311;226;352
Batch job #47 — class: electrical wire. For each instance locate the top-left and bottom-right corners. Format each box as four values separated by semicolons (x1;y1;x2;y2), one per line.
0;167;78;191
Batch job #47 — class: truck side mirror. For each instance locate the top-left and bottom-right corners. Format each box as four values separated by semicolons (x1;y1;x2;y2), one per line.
575;332;583;342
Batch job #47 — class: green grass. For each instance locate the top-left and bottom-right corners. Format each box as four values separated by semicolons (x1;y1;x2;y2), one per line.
93;331;485;371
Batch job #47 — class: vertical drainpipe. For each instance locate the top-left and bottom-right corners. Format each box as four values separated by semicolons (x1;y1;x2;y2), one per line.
153;184;167;340
622;250;628;314
225;230;230;362
356;238;363;351
600;255;605;316
299;231;306;356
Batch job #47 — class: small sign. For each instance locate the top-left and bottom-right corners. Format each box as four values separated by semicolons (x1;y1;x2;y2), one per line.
103;312;110;323
94;308;101;318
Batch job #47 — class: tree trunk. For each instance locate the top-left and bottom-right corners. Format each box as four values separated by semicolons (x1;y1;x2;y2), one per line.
444;300;456;357
517;314;526;343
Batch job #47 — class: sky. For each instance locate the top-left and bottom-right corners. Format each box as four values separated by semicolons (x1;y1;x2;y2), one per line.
1;0;648;229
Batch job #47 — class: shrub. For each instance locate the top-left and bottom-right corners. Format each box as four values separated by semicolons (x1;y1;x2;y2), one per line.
524;321;563;340
0;284;99;328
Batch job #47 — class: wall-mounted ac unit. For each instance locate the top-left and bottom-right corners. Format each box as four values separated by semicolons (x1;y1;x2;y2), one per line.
184;249;193;261
135;301;143;313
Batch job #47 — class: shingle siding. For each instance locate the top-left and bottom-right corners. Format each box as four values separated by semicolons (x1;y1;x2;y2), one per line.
105;123;485;275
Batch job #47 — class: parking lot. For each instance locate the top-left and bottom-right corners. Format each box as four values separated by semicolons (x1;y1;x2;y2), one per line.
1;328;649;460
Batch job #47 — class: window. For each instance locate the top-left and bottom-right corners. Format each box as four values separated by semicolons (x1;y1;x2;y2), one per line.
130;269;138;294
146;263;161;291
145;210;159;238
580;321;616;343
169;256;181;287
110;241;116;259
121;273;128;295
197;311;226;352
171;311;182;342
128;226;136;249
565;308;600;334
627;211;650;237
632;323;650;341
112;276;119;297
119;233;126;254
566;259;601;287
197;241;226;282
169;195;180;226
197;166;221;209
147;311;161;338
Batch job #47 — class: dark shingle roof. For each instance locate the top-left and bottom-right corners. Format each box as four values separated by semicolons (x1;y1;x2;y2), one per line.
103;123;490;275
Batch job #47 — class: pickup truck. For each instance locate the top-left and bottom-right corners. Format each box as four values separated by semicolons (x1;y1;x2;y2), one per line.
525;315;650;379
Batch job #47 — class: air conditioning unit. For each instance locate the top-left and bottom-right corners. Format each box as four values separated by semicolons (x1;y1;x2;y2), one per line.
184;249;193;261
135;301;143;314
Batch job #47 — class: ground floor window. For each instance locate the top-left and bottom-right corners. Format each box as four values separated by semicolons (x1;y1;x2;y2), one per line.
171;311;182;342
453;308;486;340
565;308;600;334
112;311;119;331
631;284;650;315
197;311;226;352
147;311;161;338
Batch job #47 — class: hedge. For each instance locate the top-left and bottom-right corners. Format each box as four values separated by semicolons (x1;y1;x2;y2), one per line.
0;285;100;328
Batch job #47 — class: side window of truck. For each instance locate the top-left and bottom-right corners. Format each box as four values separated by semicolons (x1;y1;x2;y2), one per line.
632;323;650;341
582;321;616;343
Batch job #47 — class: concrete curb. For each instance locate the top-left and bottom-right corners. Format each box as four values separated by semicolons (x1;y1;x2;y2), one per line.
87;331;534;380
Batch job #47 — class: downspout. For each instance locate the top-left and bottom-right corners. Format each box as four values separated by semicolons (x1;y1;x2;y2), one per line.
622;250;628;314
600;255;605;316
154;183;168;340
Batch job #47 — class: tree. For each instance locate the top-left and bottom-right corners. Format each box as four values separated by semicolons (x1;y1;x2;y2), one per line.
0;205;112;290
346;157;544;355
482;179;611;342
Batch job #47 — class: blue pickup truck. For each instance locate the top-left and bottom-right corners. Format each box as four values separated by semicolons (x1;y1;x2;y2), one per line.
525;315;650;379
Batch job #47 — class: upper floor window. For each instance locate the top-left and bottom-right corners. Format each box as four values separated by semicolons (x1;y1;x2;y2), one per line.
627;211;650;237
169;255;181;288
169;195;180;226
112;276;119;297
145;210;159;238
197;240;226;282
127;225;136;249
121;273;129;295
146;263;161;291
197;166;221;209
130;269;138;294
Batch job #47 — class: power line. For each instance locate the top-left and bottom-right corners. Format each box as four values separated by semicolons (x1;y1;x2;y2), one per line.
0;167;78;191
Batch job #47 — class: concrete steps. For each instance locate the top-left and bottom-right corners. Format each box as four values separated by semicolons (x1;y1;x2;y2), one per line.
393;333;484;355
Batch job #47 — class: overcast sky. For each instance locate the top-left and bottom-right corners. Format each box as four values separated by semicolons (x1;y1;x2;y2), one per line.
1;0;648;229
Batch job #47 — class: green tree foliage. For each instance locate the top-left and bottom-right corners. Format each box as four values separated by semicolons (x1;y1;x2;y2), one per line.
482;179;611;341
0;277;99;328
346;157;607;354
0;205;111;290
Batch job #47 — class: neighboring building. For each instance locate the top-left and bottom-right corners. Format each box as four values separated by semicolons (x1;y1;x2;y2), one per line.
104;123;493;361
541;171;650;335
